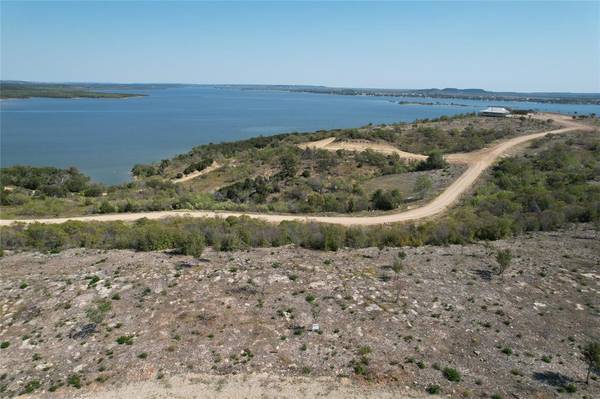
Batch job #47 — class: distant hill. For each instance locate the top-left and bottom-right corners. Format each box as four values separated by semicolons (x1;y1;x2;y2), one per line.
3;81;599;105
220;84;600;105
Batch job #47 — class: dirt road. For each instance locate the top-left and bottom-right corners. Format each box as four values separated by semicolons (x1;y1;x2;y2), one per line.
171;161;221;183
298;137;430;162
0;114;593;226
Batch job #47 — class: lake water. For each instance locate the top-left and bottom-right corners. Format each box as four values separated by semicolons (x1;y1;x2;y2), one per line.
1;86;598;184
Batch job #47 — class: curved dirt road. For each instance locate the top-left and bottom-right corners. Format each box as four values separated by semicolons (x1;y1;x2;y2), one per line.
0;114;593;226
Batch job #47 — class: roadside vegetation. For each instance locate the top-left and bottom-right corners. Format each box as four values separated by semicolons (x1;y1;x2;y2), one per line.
2;130;599;255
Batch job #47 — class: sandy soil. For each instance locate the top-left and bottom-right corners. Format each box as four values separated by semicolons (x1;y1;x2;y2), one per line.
65;374;422;399
298;137;430;163
171;161;222;183
0;114;594;227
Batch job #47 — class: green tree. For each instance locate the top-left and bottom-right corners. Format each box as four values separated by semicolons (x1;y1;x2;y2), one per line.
279;151;300;178
98;201;116;214
495;249;512;276
416;150;448;171
371;189;402;211
414;175;433;198
582;341;600;384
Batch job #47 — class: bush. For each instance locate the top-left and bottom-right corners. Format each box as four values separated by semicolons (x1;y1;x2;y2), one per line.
83;184;105;197
179;232;205;257
183;158;213;175
86;300;112;323
565;383;577;393
0;165;90;195
443;367;461;382
116;335;134;345
496;249;512;275
98;201;116;214
371;189;402;211
501;347;513;355
426;384;440;394
20;380;41;394
67;374;81;389
131;164;158;177
416;151;448;171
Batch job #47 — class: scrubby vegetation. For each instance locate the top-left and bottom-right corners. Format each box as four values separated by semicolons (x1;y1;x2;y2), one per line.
1;114;560;218
0;166;100;197
2;131;598;255
1;143;451;217
334;113;553;154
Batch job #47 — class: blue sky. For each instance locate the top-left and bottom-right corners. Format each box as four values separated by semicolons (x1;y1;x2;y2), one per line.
1;1;598;92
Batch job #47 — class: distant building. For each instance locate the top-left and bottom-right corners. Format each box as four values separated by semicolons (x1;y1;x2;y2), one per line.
479;107;511;117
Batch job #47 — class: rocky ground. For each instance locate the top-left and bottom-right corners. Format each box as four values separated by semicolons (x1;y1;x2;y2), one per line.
0;225;599;398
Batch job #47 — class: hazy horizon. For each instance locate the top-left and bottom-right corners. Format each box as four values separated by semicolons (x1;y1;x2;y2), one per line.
3;80;600;95
1;1;598;92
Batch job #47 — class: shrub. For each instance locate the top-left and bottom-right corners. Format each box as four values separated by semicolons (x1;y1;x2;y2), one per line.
541;355;552;363
0;166;90;195
67;374;81;389
351;357;369;376
20;380;41;394
426;384;440;394
358;346;371;356
116;335;134;345
0;341;9;349
565;383;577;393
131;164;158;177
583;341;600;384
98;201;116;214
371;189;402;211
86;300;112;323
179;232;205;257
416;150;448;171
496;249;512;275
443;367;461;382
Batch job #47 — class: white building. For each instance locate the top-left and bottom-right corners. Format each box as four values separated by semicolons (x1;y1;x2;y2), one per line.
479;107;511;117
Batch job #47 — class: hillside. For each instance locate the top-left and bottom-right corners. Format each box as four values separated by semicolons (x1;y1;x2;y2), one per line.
0;226;598;398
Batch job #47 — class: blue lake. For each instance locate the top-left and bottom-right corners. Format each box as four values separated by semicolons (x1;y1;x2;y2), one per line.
1;86;598;184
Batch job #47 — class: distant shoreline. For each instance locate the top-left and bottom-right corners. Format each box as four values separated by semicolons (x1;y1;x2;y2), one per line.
0;82;147;100
0;95;144;101
220;85;600;106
